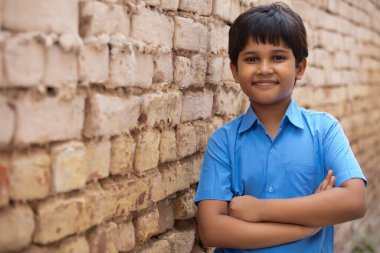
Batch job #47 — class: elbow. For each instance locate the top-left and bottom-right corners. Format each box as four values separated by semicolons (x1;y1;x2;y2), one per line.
350;198;367;220
198;223;216;247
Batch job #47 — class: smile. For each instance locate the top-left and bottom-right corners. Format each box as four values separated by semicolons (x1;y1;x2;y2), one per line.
252;80;278;87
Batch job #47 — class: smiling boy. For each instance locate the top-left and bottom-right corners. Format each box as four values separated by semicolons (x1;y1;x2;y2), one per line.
194;3;366;253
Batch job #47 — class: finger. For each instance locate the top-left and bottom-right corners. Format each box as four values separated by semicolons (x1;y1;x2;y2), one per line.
326;176;335;190
320;170;333;191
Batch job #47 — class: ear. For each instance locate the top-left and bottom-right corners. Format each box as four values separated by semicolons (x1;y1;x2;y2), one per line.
295;58;307;80
230;62;239;83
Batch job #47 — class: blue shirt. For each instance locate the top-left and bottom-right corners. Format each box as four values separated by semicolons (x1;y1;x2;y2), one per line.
194;99;366;253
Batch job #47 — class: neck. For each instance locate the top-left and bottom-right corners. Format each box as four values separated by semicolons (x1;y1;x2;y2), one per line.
250;98;291;138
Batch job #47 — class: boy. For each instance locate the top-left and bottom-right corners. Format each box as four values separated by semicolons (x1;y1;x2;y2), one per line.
194;2;367;253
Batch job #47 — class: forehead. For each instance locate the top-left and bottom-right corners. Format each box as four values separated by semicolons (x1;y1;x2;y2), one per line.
241;37;292;53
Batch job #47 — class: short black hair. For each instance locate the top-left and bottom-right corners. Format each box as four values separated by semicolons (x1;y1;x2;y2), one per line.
228;2;308;67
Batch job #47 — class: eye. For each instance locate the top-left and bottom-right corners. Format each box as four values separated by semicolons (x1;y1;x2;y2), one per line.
272;55;287;61
245;57;258;63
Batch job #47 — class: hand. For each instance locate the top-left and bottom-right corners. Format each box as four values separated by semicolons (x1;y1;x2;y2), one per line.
315;170;335;194
229;195;261;222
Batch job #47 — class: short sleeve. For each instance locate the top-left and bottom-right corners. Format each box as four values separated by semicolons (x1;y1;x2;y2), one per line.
323;116;367;186
194;128;234;203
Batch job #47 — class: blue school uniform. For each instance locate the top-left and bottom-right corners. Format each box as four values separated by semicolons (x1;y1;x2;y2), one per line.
194;99;366;253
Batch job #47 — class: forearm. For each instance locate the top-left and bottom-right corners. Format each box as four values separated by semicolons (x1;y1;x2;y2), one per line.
260;181;366;226
199;211;316;249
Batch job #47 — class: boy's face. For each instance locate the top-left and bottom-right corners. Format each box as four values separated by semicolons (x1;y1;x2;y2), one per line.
230;37;307;107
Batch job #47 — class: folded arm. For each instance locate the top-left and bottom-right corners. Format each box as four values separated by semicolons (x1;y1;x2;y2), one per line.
229;176;366;227
197;199;319;249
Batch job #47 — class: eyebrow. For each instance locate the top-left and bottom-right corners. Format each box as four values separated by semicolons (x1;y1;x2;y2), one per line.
241;49;291;56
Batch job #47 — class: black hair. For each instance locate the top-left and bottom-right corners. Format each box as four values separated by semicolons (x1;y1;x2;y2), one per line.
228;2;308;67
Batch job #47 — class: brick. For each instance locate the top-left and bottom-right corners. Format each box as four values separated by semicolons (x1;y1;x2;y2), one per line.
82;183;108;226
208;23;229;53
302;66;326;86
212;0;231;21
84;93;141;138
15;95;85;144
176;124;197;159
134;206;160;242
222;58;234;81
110;134;135;175
109;50;153;89
116;221;135;252
0;158;9;208
181;154;203;184
79;40;109;85
157;199;175;233
214;85;244;116
87;223;118;253
159;129;177;163
10;151;50;201
0;96;14;145
4;35;44;87
86;139;110;181
51;141;87;193
181;90;213;122
140;91;182;128
56;236;90;253
0;205;35;253
81;2;129;37
173;16;208;52
101;177;150;218
134;129;161;173
161;0;180;10
229;0;240;22
161;227;196;253
206;56;223;84
153;53;173;84
192;121;209;152
162;162;191;197
191;54;207;87
179;0;212;15
174;56;192;89
3;0;78;34
44;45;78;88
131;7;174;48
174;188;196;219
34;195;91;244
140;239;171;253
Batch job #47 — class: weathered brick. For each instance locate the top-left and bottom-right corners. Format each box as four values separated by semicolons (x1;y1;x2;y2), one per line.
161;227;196;253
134;129;161;173
87;223;118;253
110;134;135;175
4;35;44;87
86;139;110;181
116;220;135;252
161;0;180;10
208;23;229;53
56;236;90;253
0;96;14;145
229;0;240;22
145;0;160;7
79;40;109;85
0;157;9;208
191;54;207;87
176;124;197;159
15;95;85;144
161;162;191;197
153;53;173;84
82;183;108;226
159;129;177;163
179;0;212;15
173;188;196;219
222;57;234;81
181;90;213;122
174;56;192;89
84;93;141;138
157;199;175;233
140;239;171;253
181;154;203;184
212;0;231;21
3;0;78;34
44;45;78;88
0;205;35;253
81;2;129;37
214;86;244;116
33;195;91;244
206;56;223;84
10;151;50;201
51;141;87;193
134;206;160;242
131;7;174;48
108;50;153;89
140;91;182;128
173;16;208;52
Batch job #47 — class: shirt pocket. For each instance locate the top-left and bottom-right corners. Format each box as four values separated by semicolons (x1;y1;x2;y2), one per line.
284;163;316;198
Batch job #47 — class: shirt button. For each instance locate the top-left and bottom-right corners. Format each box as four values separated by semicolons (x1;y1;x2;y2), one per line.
270;148;275;153
268;186;274;193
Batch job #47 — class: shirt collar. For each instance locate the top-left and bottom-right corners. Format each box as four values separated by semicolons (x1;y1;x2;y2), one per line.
238;99;304;134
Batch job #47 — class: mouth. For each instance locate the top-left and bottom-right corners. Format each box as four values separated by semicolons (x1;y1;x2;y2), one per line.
252;80;278;87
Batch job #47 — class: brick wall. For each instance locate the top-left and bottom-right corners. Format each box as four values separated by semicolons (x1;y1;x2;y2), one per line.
0;0;379;252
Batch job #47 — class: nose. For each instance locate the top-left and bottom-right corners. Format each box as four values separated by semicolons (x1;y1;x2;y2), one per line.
258;60;273;74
